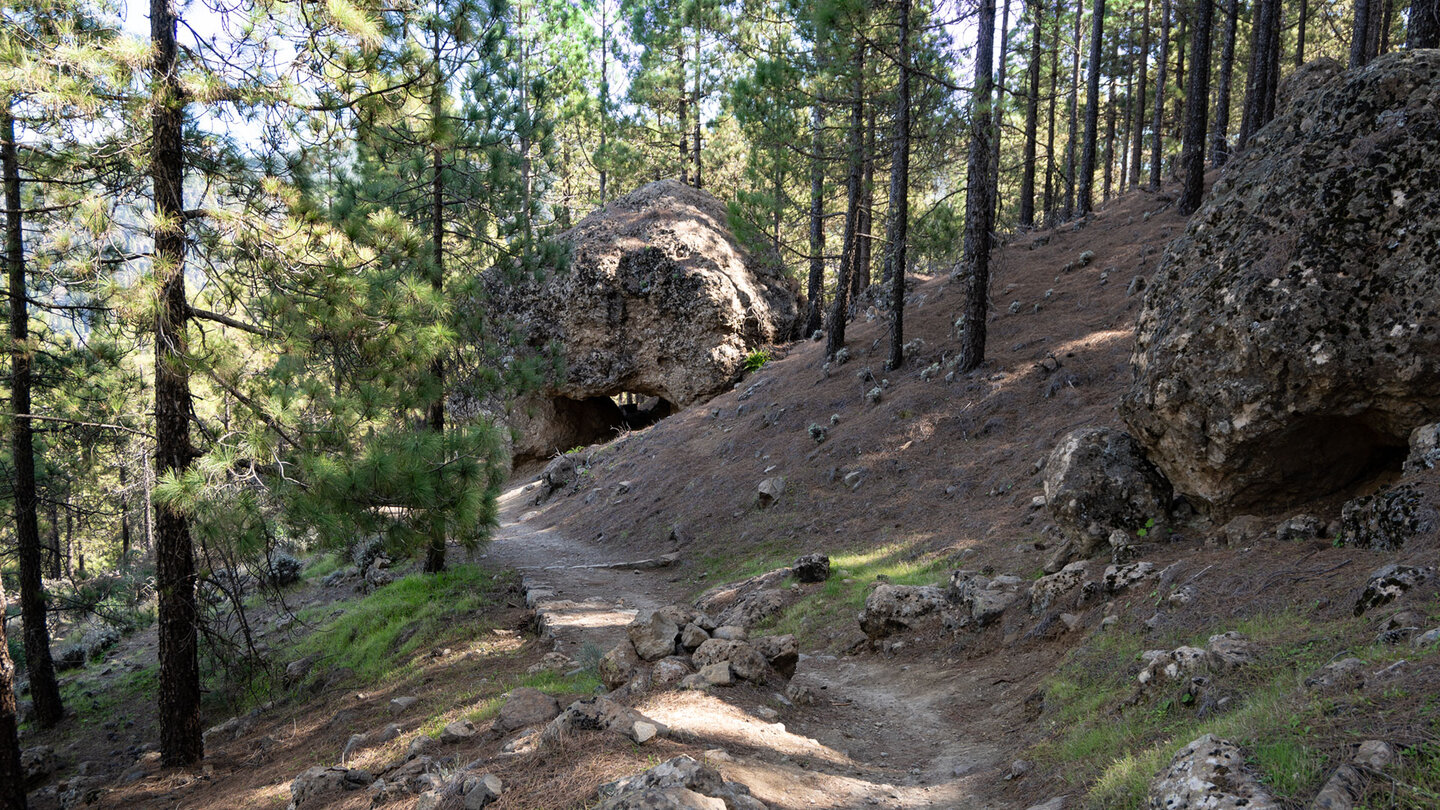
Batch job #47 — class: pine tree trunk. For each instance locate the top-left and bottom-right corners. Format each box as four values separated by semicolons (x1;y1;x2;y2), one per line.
1211;0;1239;165
1365;0;1385;61
805;105;825;337
1351;0;1373;67
691;29;703;189
886;0;913;371
1019;0;1043;227
1295;0;1308;64
1178;0;1214;215
825;42;865;359
1130;0;1151;187
1151;0;1170;187
152;0;204;767
46;501;60;579
991;0;1012;224
960;0;996;373
425;42;448;575
1412;0;1440;47
599;7;609;204
0;577;27;810
1380;0;1394;52
854;105;876;304
1063;0;1083;218
120;463;132;560
1239;0;1281;147
4;100;63;731
1044;0;1061;221
1077;0;1105;216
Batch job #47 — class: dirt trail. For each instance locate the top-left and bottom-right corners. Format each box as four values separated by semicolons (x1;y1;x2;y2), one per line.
483;479;1023;810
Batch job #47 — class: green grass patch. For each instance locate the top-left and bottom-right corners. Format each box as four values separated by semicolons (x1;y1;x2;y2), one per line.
290;564;509;684
302;552;343;582
1030;609;1388;809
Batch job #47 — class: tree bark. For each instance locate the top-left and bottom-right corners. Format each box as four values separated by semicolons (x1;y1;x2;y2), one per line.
960;0;996;373
1295;0;1308;64
992;0;1013;224
1077;0;1105;216
0;576;27;810
805;104;825;337
1177;0;1214;215
5;100;64;732
886;0;912;371
424;37;448;576
1410;0;1440;48
1151;0;1170;187
1129;0;1151;187
825;41;865;359
1063;0;1083;218
152;0;204;766
1019;0;1043;227
854;104;876;305
1239;0;1281;148
1211;0;1238;165
1351;0;1373;67
1044;0;1061;221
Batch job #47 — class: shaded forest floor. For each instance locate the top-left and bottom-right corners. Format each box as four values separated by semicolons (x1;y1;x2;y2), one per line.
19;180;1440;809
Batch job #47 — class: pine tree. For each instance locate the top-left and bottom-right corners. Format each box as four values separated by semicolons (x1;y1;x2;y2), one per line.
886;0;913;370
1076;0;1105;216
1211;0;1239;165
959;0;996;373
1177;0;1213;215
1018;0;1044;227
1150;0;1170;187
0;575;24;810
1412;0;1440;47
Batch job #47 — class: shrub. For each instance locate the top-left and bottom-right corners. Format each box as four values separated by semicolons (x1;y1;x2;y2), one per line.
267;551;304;587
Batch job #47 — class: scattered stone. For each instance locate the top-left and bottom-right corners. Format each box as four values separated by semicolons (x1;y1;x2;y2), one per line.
596;756;766;810
203;713;258;748
1204;632;1254;670
680;623;711;650
1125;275;1145;297
494;688;561;733
793;554;831;583
461;774;504;809
408;735;437;758
1337;484;1435;551
629;610;682;662
1355;565;1433;616
440;719;477;744
1305;658;1367;689
692;639;770;682
653;657;694;685
1411;628;1440;648
1219;515;1268;546
749;635;799;679
843;470;864;488
1274;514;1325;543
288;766;373;810
284;656;316;686
1138;647;1207;686
1043;427;1172;556
699;662;733;686
389;696;419;715
1147;735;1277;809
1103;562;1156;594
600;640;644;690
21;745;56;786
712;625;748;641
858;584;950;639
756;477;786;508
542;697;668;746
1031;563;1089;613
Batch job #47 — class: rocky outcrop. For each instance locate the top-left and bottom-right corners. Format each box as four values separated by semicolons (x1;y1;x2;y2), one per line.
1124;51;1440;513
496;180;801;461
596;756;767;810
1043;428;1173;555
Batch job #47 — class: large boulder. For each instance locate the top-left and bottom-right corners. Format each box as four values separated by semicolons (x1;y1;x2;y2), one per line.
1043;428;1173;555
1148;735;1277;809
495;180;801;461
1124;51;1440;513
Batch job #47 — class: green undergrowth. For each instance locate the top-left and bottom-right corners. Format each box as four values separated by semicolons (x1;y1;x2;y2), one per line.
1358;741;1440;808
289;564;511;685
1032;608;1440;809
416;668;605;739
302;552;344;582
702;543;952;649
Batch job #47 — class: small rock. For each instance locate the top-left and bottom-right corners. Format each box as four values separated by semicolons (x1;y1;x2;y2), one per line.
628;611;682;662
440;719;476;744
756;477;786;508
700;662;733;686
680;623;711;650
712;625;747;641
494;687;561;733
461;774;503;809
1147;735;1276;809
793;554;831;583
389;696;419;714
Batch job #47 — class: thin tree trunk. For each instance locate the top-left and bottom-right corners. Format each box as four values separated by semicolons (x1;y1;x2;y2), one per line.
1366;0;1385;60
4;100;63;731
120;463;132;560
1212;0;1239;165
425;39;448;576
992;0;1012;224
692;27;703;189
1019;0;1043;227
1351;0;1373;67
1173;3;1186;133
1295;0;1308;64
1178;0;1214;215
825;41;865;359
854;105;876;305
1044;0;1061;221
46;501;60;579
1077;0;1105;216
1130;0;1151;187
0;576;28;810
805;104;825;337
1151;0;1170;187
1063;0;1083;218
960;0;997;373
152;0;203;766
678;46;689;184
599;3;609;204
1380;0;1394;52
887;0;913;371
143;451;154;552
